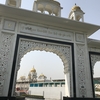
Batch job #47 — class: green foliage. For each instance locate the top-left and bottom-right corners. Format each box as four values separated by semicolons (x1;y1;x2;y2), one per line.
95;88;100;91
95;94;100;98
15;96;25;100
20;94;44;99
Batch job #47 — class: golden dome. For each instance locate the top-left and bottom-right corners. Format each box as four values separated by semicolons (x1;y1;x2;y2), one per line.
30;67;36;72
20;76;26;80
72;5;81;11
39;73;44;77
39;73;47;78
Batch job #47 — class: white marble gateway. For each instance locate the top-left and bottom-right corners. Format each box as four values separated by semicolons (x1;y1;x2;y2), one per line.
0;0;100;98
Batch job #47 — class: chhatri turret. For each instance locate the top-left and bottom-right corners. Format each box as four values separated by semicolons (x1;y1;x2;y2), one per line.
38;73;47;82
5;0;21;8
69;4;85;22
33;0;63;17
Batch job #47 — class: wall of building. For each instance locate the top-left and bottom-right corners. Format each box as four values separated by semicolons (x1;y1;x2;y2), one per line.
29;87;65;100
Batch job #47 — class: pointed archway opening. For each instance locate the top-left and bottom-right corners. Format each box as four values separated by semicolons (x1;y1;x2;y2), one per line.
9;35;74;98
16;50;67;99
93;61;100;98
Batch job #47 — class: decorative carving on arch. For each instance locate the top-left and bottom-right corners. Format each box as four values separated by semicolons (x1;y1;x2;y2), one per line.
76;44;87;97
0;33;13;95
90;54;100;74
17;39;71;74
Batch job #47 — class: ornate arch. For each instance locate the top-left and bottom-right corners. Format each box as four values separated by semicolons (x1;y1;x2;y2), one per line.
90;53;100;74
89;52;100;97
17;38;71;74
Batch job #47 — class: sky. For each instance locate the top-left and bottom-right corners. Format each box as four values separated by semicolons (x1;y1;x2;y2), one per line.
0;0;100;79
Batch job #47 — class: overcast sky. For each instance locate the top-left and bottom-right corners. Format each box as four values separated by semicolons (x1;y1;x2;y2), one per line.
0;0;100;79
